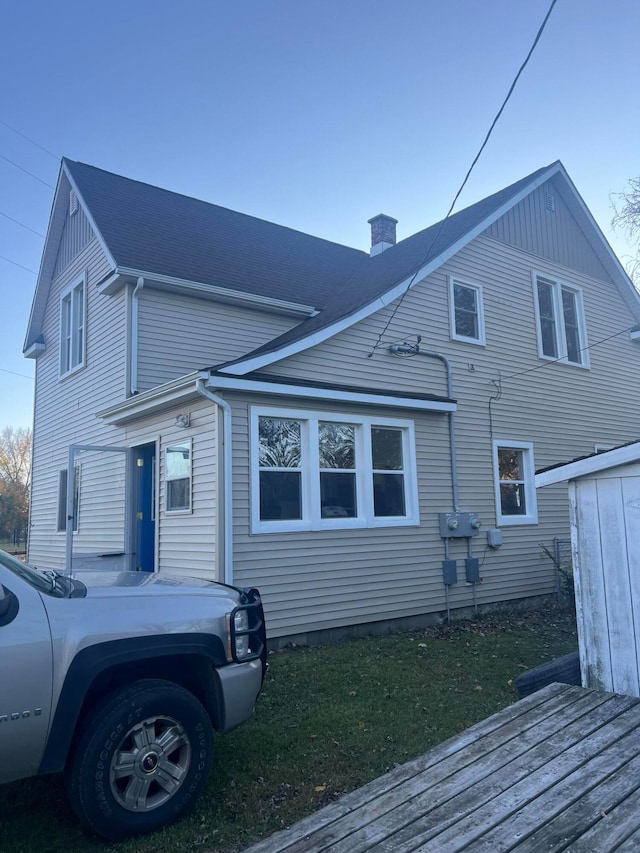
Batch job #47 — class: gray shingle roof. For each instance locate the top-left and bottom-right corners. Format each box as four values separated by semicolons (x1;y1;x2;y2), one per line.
64;158;559;369
64;159;366;308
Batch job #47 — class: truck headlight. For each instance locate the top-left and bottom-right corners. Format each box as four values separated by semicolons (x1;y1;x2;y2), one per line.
227;607;252;661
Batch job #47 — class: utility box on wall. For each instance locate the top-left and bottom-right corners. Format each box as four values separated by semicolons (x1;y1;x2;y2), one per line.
536;443;640;698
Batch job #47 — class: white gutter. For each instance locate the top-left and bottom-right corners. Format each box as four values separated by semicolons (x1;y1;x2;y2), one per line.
195;378;234;586
202;374;456;412
130;277;144;394
101;267;317;317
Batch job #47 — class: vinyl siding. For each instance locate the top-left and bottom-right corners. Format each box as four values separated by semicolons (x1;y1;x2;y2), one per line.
233;232;640;637
52;201;94;278
136;289;297;392
484;178;611;283
29;235;220;578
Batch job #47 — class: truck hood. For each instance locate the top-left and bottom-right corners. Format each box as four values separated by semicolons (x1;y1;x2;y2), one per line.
74;571;234;598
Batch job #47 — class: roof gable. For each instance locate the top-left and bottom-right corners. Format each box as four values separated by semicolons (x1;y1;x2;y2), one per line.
220;161;639;375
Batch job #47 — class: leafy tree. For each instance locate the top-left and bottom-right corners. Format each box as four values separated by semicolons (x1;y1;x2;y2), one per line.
612;177;640;284
0;427;32;546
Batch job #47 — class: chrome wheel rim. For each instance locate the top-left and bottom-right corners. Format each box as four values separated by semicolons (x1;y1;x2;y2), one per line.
109;715;191;812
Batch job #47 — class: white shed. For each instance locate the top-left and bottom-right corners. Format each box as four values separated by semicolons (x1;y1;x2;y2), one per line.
536;442;640;698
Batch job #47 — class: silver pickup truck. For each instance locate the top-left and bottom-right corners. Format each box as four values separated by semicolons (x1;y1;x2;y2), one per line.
0;548;266;841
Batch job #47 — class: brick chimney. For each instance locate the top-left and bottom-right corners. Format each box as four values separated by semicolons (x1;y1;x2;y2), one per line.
368;213;398;256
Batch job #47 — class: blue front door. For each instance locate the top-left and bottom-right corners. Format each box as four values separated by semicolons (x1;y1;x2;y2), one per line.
134;443;156;572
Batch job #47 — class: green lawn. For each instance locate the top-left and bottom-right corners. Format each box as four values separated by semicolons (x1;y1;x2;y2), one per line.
0;605;577;853
0;540;26;556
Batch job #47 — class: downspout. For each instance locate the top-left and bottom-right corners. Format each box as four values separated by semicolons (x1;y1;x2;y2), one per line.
389;343;460;512
390;342;461;621
196;377;233;586
130;277;144;395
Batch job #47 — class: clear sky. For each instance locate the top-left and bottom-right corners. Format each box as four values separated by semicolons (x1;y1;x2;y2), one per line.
1;0;639;431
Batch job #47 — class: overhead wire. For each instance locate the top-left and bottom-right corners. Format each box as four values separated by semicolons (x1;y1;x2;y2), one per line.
0;210;45;238
0;118;59;161
367;0;559;357
0;253;37;274
0;152;55;188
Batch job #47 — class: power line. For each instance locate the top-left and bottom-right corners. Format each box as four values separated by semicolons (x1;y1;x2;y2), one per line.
0;253;37;274
0;366;33;381
0;210;45;238
368;0;559;356
0;118;59;161
502;326;632;381
0;152;54;188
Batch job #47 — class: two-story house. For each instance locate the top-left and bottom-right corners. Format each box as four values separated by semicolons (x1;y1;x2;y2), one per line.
24;159;640;643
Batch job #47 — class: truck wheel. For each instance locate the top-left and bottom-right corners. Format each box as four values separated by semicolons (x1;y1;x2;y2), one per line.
66;679;214;841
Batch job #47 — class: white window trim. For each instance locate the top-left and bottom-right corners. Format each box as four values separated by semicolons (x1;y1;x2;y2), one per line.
532;271;589;368
492;440;538;527
59;273;87;378
251;406;419;534
448;276;486;346
165;438;192;514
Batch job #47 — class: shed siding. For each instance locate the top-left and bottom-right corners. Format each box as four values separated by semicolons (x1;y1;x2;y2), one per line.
237;232;640;637
136;289;297;392
484;179;612;284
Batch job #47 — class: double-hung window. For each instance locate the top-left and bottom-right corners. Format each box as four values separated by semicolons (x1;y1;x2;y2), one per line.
59;275;86;377
534;274;588;367
449;276;485;345
492;441;538;526
252;408;418;533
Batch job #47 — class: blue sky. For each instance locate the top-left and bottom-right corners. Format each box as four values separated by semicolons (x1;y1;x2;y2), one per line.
2;0;639;431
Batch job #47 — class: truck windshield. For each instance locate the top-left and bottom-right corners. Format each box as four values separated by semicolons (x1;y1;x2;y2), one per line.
0;549;59;594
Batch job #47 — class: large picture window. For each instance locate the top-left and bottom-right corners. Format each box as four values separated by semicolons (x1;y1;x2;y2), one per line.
60;275;86;377
492;440;538;526
449;276;485;345
252;408;418;533
533;274;589;367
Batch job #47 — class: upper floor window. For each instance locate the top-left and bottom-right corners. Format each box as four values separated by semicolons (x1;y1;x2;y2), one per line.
252;407;418;533
492;440;538;526
449;277;485;345
533;274;589;367
59;276;86;377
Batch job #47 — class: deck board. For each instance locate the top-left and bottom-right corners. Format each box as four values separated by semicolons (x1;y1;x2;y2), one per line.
242;684;640;853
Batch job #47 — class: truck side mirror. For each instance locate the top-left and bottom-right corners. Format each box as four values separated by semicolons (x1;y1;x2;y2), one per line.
0;585;18;625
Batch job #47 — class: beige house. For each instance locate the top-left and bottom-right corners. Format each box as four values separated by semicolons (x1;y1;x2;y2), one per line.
24;159;640;642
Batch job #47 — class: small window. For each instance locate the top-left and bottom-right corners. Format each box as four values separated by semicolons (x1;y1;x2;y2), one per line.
533;274;588;367
60;276;86;377
165;442;191;512
493;441;538;526
449;277;485;345
252;409;418;533
57;467;80;532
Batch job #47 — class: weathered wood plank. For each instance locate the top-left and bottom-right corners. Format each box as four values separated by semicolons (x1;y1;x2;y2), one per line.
463;710;640;851
515;751;640;851
366;693;637;853
243;687;624;853
562;784;640;852
241;684;572;853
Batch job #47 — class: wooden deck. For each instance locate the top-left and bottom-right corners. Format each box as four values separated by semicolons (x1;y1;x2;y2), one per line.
243;683;640;852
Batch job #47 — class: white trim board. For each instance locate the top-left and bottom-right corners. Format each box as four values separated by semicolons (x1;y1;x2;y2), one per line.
205;374;456;412
536;442;640;487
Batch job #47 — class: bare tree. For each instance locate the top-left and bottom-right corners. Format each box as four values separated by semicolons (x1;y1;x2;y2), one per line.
612;177;640;284
0;427;32;546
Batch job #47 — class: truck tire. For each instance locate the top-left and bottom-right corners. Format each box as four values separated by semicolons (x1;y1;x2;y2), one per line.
515;651;581;698
66;678;214;841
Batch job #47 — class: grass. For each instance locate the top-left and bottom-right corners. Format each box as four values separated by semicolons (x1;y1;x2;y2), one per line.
0;540;26;556
0;605;577;853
